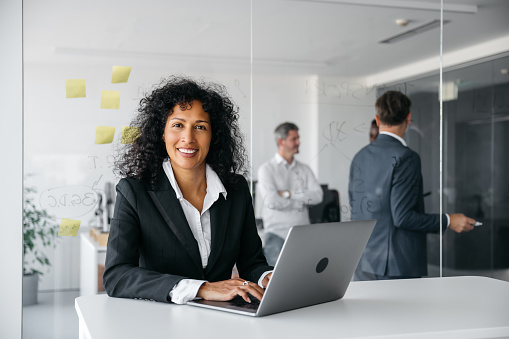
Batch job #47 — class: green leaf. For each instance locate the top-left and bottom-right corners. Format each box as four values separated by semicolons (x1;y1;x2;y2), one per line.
23;184;58;274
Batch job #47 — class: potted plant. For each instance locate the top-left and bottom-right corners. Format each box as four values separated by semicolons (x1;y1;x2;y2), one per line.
23;185;58;306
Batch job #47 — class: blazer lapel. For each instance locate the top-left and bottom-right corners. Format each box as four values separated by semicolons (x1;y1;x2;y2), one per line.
148;174;203;272
205;194;231;275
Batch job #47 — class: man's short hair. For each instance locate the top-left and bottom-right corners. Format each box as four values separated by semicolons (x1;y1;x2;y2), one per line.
375;91;411;126
274;122;299;146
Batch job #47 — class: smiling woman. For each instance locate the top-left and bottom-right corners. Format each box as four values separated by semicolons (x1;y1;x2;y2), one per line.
162;101;212;212
115;76;247;190
105;75;273;305
163;101;211;173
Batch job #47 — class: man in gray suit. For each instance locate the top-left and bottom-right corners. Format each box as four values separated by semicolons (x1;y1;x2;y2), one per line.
349;90;476;280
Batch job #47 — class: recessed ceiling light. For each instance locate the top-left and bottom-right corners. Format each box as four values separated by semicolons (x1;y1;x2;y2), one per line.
396;19;409;27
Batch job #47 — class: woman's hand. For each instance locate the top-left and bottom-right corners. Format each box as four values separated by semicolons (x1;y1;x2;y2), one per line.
196;278;265;303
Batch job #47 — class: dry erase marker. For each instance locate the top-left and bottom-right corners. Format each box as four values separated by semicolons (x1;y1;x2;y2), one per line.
473;221;482;227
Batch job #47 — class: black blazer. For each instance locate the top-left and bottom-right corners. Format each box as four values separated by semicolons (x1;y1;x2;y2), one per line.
349;134;447;277
103;170;272;303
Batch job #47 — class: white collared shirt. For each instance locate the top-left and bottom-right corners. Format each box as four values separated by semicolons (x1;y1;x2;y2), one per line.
162;158;227;268
163;159;270;304
379;131;407;147
257;153;323;240
163;159;226;304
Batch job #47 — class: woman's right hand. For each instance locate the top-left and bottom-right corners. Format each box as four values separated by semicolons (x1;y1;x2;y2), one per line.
196;278;265;303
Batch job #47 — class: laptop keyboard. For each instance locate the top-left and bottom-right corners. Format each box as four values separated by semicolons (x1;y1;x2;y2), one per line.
228;294;261;310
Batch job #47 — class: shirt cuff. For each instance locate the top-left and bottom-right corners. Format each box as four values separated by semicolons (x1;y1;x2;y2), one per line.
445;213;450;227
258;270;273;288
169;279;206;304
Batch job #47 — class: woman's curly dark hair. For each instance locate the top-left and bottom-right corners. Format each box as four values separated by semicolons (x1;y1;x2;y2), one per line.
115;75;247;189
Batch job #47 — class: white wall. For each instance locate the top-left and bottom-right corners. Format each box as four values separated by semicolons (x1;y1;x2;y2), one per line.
252;73;321;177
0;0;22;337
315;76;377;220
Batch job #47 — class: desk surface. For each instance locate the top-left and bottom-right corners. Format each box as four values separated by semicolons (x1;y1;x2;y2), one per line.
76;276;509;339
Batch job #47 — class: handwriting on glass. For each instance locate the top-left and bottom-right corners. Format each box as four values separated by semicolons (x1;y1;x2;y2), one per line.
40;185;99;218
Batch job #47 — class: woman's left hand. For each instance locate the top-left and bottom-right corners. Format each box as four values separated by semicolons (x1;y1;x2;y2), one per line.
196;277;265;303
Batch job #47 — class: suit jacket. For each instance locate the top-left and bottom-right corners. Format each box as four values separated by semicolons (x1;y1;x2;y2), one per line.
103;170;272;303
348;134;447;277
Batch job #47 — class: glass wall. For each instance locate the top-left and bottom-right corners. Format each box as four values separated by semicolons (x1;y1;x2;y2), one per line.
442;55;509;280
250;0;448;226
439;0;509;281
22;1;251;337
378;54;509;281
21;0;508;337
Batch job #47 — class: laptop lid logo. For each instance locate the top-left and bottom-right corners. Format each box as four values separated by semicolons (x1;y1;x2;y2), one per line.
316;257;329;273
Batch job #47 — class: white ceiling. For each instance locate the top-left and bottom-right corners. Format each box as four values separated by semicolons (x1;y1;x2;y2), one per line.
23;0;509;78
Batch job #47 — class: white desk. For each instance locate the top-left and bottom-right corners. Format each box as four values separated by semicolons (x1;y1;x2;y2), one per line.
75;276;509;339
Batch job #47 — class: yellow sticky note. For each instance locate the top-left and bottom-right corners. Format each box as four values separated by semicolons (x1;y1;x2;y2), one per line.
58;218;81;236
100;90;120;109
95;126;115;144
121;126;140;144
111;66;131;83
65;79;86;98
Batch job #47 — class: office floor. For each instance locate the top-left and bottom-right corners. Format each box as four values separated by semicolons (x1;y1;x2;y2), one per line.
23;290;79;339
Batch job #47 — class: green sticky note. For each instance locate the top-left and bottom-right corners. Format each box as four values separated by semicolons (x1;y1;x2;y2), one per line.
121;126;140;144
95;126;115;144
111;66;131;83
65;79;86;98
100;90;120;109
58;218;81;236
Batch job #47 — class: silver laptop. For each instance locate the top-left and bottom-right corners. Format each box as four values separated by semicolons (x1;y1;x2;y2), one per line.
187;220;376;317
